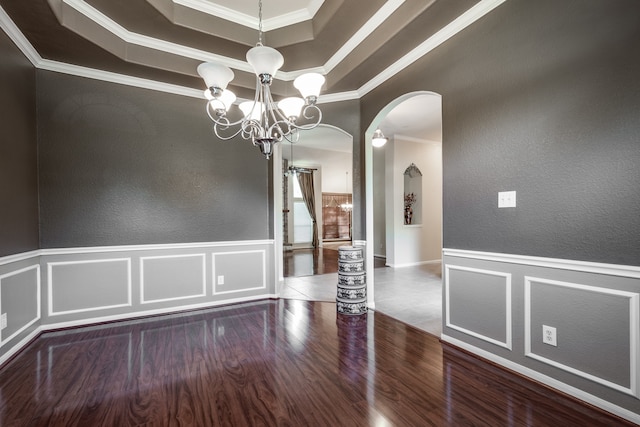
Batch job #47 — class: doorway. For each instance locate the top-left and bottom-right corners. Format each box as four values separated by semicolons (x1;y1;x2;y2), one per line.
279;125;353;280
366;92;444;336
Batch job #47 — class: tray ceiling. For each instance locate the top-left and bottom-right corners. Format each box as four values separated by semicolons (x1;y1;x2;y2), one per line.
0;0;505;102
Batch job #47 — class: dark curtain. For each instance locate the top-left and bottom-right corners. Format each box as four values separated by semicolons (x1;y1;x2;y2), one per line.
297;172;319;248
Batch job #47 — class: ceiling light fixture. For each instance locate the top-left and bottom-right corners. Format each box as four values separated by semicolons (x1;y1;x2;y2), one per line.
197;0;325;160
372;128;388;147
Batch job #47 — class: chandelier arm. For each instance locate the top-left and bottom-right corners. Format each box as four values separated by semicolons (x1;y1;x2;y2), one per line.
282;128;300;144
268;119;291;140
205;102;263;142
213;123;245;141
205;102;245;128
287;105;323;132
301;104;322;121
267;98;292;139
242;119;262;140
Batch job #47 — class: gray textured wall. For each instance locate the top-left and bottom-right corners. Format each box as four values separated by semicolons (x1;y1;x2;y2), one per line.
360;0;640;266
35;72;362;248
37;71;271;248
0;31;39;257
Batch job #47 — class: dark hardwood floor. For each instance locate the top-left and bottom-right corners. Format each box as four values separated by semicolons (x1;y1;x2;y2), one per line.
283;245;386;277
283;247;340;277
0;300;633;426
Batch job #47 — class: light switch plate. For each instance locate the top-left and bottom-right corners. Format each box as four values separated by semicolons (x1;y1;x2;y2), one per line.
498;191;516;208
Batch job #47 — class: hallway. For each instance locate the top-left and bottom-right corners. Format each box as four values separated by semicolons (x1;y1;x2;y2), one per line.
281;250;443;337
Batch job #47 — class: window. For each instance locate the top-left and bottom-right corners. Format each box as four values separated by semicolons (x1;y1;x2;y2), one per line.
292;175;312;244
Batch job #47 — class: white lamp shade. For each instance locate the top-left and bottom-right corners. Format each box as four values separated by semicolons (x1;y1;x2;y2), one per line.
372;129;388;147
204;89;236;111
197;62;234;90
278;97;305;118
246;45;284;77
219;90;236;109
239;101;264;120
294;73;325;99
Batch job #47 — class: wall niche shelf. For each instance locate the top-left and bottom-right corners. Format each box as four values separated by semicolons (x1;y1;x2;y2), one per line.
404;163;422;226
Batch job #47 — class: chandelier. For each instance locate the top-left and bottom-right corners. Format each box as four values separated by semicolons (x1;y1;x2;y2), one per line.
197;0;325;160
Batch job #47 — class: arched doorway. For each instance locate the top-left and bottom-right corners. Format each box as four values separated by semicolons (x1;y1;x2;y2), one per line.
274;125;353;290
365;91;443;335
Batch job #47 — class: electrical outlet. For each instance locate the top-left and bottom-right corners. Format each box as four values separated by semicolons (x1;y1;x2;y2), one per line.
217;275;225;285
543;325;557;346
0;313;7;330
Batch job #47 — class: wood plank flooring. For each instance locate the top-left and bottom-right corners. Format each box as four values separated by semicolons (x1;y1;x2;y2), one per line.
283;247;340;276
0;300;633;426
283;246;385;277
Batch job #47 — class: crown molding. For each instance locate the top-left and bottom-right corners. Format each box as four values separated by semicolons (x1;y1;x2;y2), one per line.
323;0;405;72
173;0;324;32
317;90;361;104
359;0;508;97
40;59;205;98
0;4;41;66
393;134;441;145
0;0;509;103
53;0;406;80
56;0;253;73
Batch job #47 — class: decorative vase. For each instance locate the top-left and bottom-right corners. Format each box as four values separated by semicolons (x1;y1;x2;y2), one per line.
405;207;413;225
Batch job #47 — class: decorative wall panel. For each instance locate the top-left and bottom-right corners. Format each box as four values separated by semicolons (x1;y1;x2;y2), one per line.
213;250;266;295
445;264;512;350
47;259;132;316
0;265;40;346
525;276;639;396
140;254;206;304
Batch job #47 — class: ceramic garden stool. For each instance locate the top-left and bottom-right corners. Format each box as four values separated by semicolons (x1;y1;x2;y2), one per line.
336;246;367;315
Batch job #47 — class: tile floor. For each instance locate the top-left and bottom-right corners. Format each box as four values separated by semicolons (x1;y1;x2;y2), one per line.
281;261;443;337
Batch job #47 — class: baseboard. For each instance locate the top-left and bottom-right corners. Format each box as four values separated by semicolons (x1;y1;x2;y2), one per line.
42;293;277;331
0;328;41;367
0;293;277;369
441;334;640;425
387;259;441;268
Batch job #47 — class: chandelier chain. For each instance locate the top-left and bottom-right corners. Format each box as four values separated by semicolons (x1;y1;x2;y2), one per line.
257;0;264;46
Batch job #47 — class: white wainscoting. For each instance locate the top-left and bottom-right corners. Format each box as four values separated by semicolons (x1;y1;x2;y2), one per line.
524;276;639;397
212;250;267;296
140;253;207;304
442;248;640;426
0;264;41;346
444;264;512;350
47;258;133;316
0;240;275;367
